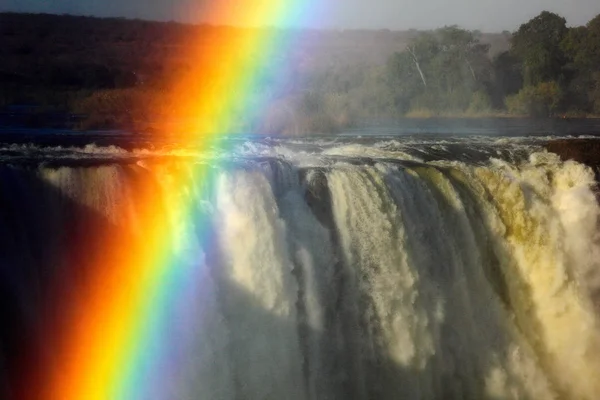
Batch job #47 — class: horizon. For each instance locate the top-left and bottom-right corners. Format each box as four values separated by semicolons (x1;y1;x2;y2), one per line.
0;10;597;35
2;0;600;32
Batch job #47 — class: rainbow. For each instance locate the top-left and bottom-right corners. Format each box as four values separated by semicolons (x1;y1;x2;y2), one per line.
39;1;320;399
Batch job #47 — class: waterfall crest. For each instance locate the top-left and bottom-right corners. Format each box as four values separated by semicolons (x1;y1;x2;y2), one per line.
1;149;599;400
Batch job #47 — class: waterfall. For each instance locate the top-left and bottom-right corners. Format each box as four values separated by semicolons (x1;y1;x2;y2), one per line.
1;149;600;400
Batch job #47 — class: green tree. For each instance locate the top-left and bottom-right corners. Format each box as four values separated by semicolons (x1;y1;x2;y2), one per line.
592;72;600;115
387;26;494;114
387;51;426;113
511;11;568;86
560;14;600;113
491;51;523;108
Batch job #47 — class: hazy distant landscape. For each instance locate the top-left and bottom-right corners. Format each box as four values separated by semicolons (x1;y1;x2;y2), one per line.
1;11;599;134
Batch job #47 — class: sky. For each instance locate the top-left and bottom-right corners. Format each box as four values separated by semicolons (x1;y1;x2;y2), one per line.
1;0;600;32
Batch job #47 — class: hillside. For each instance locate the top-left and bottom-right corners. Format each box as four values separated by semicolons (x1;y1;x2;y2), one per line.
0;13;509;102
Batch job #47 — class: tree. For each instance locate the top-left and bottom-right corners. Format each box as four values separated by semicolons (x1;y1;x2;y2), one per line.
592;73;600;115
511;11;568;86
387;52;427;113
492;51;523;108
404;32;439;88
387;26;494;114
559;14;600;113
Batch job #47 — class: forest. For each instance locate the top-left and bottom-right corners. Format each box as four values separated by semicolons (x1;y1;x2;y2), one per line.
385;11;600;119
0;11;599;134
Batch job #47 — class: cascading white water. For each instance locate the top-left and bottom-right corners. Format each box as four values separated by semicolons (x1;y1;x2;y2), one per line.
1;142;600;400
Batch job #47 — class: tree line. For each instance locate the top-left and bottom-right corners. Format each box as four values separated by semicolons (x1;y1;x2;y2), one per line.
235;10;600;133
320;11;600;121
1;11;599;134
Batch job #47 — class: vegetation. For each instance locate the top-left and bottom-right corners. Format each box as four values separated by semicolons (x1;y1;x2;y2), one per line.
1;11;599;134
306;11;600;122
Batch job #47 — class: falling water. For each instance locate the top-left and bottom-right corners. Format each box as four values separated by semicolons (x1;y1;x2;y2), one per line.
1;138;600;400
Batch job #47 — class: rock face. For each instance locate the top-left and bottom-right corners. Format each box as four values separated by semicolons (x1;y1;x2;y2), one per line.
546;139;600;171
546;139;600;203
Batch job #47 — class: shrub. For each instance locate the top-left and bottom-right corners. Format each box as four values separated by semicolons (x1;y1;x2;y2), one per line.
71;88;165;131
505;81;562;117
467;91;492;114
405;108;436;118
